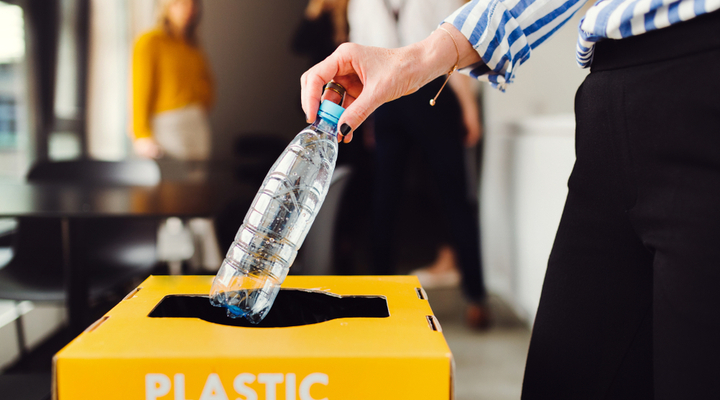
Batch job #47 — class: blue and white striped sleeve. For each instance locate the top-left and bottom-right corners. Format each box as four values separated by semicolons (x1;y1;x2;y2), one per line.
444;0;589;90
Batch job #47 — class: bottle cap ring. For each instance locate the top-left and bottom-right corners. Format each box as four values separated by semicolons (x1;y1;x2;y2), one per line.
324;81;346;106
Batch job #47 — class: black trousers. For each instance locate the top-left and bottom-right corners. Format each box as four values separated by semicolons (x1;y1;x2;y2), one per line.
522;11;720;399
372;78;486;302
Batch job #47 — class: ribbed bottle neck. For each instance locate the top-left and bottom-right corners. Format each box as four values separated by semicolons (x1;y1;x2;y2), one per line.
311;116;338;137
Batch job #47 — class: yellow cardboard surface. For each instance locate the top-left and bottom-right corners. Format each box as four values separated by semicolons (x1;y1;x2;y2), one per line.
53;275;453;400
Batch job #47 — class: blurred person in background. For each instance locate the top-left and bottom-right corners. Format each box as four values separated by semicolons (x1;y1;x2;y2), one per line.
292;0;349;66
347;0;488;328
130;0;220;273
131;0;213;162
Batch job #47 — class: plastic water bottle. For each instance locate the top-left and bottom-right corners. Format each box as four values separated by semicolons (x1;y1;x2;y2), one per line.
209;87;345;323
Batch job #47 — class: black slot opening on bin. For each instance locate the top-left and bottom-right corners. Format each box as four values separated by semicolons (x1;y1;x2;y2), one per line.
148;289;389;328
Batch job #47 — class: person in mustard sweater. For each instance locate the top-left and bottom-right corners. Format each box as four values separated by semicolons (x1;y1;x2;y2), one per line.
132;0;221;273
131;0;214;160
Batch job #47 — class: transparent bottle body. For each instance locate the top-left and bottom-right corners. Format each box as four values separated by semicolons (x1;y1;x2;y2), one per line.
209;118;338;323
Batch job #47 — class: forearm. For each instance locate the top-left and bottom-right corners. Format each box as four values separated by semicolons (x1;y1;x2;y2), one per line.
131;93;153;139
444;0;589;89
300;20;484;138
449;73;482;146
405;23;483;92
131;40;155;139
131;87;154;139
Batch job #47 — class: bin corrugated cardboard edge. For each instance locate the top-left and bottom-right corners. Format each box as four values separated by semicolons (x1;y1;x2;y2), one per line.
53;275;454;400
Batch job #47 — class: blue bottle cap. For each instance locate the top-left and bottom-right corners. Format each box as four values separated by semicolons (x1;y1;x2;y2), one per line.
318;100;345;125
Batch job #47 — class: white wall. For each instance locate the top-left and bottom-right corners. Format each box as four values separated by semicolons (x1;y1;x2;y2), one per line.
480;4;591;323
87;0;130;160
508;115;576;324
84;0;154;161
483;2;592;119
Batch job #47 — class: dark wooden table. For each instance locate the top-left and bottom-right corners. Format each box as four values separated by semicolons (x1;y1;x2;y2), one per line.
0;179;255;335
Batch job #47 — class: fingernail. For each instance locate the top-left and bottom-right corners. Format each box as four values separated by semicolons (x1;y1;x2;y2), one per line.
340;123;352;136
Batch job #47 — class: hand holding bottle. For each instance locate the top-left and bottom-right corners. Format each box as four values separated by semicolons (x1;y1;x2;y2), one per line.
300;23;482;143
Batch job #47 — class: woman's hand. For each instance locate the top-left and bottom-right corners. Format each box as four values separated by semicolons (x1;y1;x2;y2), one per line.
133;137;163;159
300;23;482;143
301;43;436;144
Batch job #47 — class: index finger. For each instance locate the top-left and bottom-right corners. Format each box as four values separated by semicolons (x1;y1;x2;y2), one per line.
300;44;359;123
301;59;339;123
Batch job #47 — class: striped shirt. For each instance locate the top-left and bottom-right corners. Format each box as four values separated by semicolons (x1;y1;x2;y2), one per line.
444;0;719;90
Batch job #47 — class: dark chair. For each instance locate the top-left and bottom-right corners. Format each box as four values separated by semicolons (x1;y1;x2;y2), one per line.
215;134;289;251
233;133;289;187
0;159;161;349
297;165;353;275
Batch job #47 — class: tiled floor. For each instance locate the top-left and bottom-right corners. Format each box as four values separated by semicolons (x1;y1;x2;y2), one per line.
426;287;532;400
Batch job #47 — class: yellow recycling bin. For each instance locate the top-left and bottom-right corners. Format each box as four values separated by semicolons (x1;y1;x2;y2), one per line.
53;275;454;400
